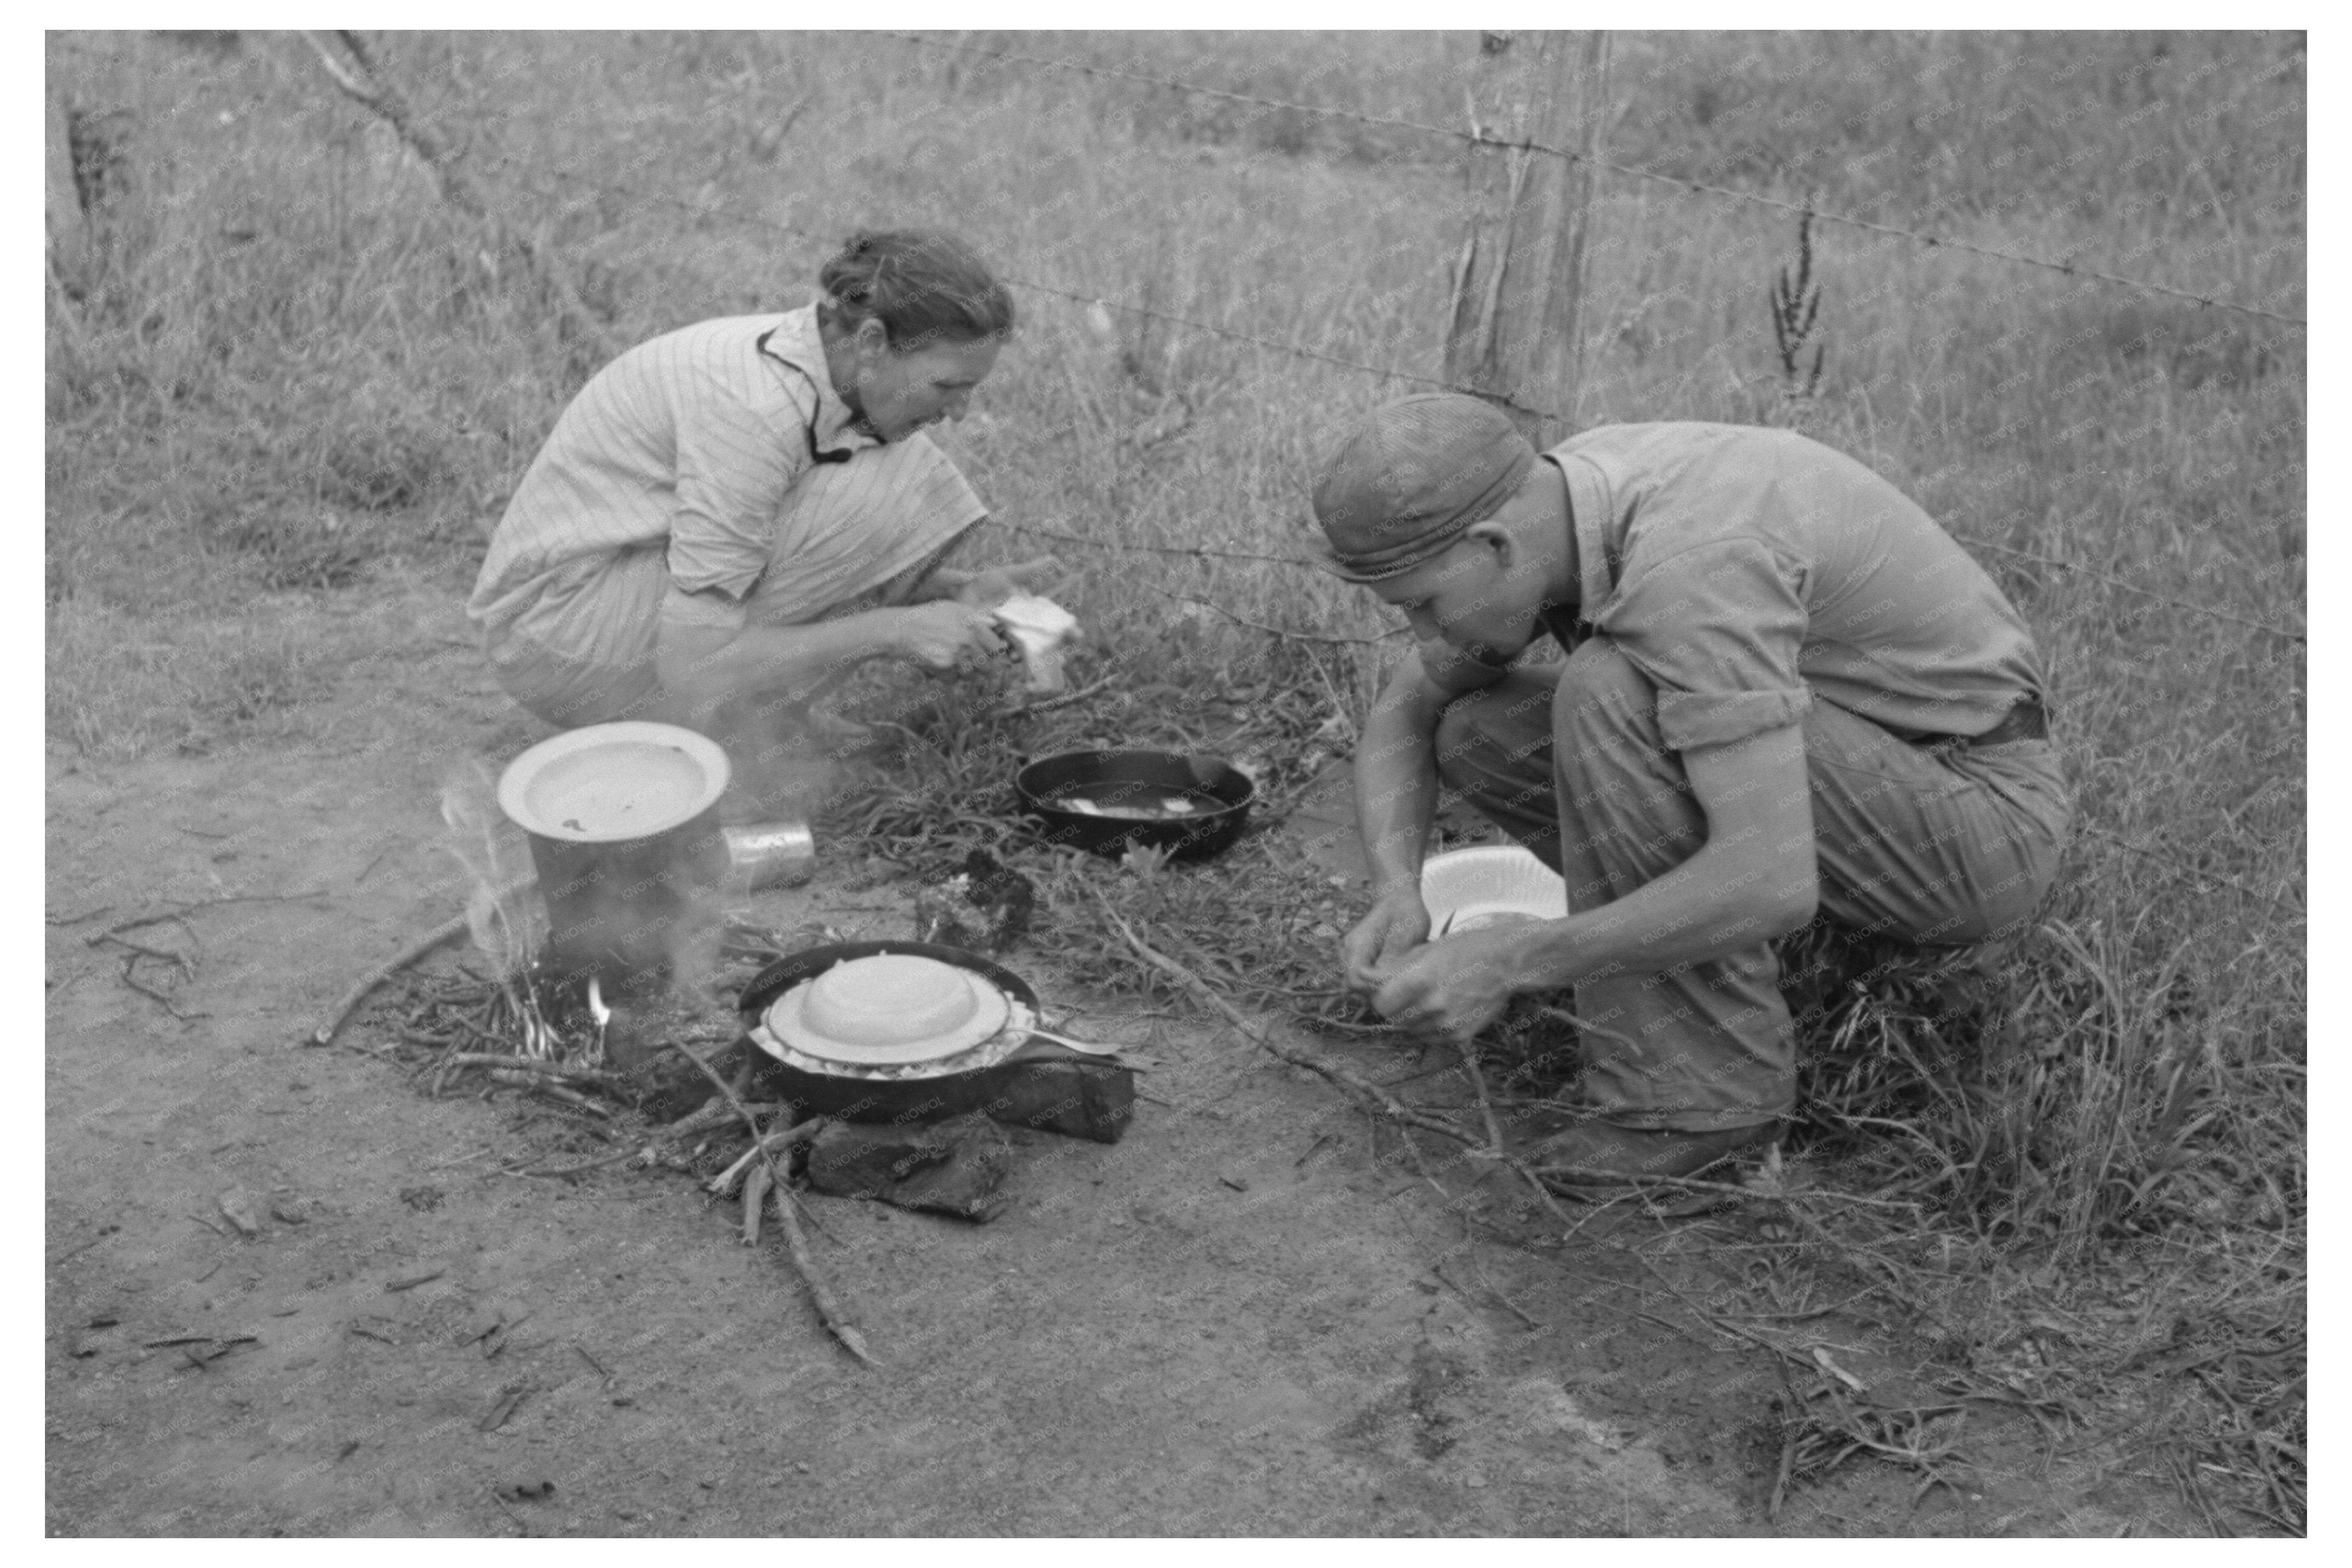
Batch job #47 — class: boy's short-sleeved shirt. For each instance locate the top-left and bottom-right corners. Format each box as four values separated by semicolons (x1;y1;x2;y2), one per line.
1543;424;2047;750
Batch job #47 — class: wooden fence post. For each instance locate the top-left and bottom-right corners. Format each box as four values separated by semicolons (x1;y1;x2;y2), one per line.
47;86;88;284
1441;30;1611;446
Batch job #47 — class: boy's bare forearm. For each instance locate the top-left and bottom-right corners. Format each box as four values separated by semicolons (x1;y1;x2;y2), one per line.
1354;661;1447;895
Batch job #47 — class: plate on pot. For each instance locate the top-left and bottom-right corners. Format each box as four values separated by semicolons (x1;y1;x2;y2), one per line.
497;721;731;844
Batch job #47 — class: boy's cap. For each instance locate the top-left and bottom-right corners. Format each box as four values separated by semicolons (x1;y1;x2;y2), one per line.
1309;394;1536;582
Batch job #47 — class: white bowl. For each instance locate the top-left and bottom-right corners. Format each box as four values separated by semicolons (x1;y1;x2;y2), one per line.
497;722;731;844
803;954;980;1045
764;954;1014;1067
1420;845;1567;937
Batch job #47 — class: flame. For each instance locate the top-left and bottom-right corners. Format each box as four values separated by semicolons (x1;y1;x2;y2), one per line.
439;759;543;980
586;974;611;1067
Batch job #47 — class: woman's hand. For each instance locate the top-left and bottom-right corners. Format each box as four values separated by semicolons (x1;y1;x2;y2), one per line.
892;602;1008;669
952;554;1065;610
1340;886;1433;999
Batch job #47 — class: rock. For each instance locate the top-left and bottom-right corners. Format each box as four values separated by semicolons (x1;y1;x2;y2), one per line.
216;1189;263;1239
983;1056;1133;1143
803;1113;1013;1223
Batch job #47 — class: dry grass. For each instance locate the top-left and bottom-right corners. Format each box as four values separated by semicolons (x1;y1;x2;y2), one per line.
46;29;2303;1532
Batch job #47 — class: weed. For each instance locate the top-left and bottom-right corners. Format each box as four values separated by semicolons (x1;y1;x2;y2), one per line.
1768;206;1826;401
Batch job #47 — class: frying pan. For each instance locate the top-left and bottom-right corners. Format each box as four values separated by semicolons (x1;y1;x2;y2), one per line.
734;941;1130;1137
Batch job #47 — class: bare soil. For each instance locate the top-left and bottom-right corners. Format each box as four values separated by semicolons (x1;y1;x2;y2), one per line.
45;585;2193;1537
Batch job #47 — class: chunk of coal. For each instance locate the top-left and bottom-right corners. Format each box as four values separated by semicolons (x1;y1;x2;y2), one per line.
803;1112;1013;1223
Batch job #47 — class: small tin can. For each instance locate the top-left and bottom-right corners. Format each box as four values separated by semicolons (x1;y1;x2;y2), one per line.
724;820;817;890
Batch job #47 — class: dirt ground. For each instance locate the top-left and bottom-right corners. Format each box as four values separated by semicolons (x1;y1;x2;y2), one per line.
44;583;2195;1538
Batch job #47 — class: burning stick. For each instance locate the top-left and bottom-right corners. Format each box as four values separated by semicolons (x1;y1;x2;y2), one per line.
501;972;562;1061
304;915;470;1047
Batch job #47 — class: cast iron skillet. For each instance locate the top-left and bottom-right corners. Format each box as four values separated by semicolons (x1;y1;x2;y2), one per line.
1013;749;1254;861
735;940;1044;1123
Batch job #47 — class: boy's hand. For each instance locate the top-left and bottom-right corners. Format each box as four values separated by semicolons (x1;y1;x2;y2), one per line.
1340;887;1432;998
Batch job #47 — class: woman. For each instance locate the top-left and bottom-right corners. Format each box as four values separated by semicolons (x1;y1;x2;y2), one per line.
467;229;1054;812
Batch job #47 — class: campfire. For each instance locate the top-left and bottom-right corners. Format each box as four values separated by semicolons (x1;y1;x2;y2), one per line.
300;734;1143;1369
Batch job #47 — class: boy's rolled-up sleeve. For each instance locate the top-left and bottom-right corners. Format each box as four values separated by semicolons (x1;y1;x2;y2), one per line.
1598;538;1814;750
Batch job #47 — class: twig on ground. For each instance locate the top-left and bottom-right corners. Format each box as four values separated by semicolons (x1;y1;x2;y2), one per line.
770;1183;879;1368
665;1044;876;1366
742;1163;771;1246
1462;1252;1547;1330
86;892;329;945
487;1072;614;1117
653;1098;758;1142
1529;1003;1646;1054
1084;878;1577;1229
115;949;208;1021
443;1054;631;1091
992;673;1117;718
662;1042;765;1144
304;915;471;1047
47;1228;119;1267
507;1147;646;1179
707;1118;827;1197
1456;1039;1506;1158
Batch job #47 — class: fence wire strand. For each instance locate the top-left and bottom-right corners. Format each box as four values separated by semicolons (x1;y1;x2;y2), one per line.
889;30;2306;330
504;159;1493;406
489;153;2299;652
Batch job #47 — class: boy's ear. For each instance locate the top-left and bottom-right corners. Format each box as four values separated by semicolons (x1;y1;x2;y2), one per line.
1467;520;1516;568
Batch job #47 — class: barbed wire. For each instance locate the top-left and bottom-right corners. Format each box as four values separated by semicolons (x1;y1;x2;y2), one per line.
888;31;2307;331
475;153;2299;653
1002;520;1311;568
2078;825;2303;916
505;158;1510;411
1952;538;2304;644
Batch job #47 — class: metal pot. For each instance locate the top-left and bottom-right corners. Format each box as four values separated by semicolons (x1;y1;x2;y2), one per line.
497;722;732;995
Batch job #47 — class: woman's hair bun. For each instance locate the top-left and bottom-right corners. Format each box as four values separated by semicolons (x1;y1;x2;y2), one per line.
819;230;1014;348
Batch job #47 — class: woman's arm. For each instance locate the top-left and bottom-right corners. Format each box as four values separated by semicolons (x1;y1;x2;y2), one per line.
653;591;1001;721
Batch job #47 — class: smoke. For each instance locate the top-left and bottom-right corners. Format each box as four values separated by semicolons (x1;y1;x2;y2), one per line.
438;757;544;981
720;692;856;825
